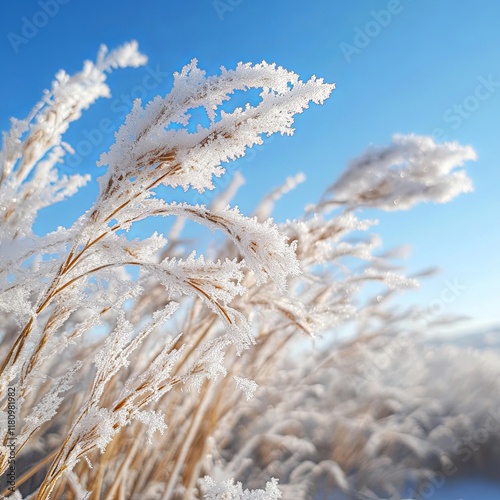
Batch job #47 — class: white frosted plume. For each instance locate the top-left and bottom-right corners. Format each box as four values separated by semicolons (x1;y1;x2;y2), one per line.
327;134;476;211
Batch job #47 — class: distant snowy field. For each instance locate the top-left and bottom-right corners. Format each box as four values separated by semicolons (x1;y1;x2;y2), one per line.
242;328;500;500
410;330;500;500
401;329;500;500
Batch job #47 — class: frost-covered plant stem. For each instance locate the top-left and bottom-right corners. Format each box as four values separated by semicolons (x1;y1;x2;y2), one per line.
0;41;478;499
162;381;216;500
0;42;335;497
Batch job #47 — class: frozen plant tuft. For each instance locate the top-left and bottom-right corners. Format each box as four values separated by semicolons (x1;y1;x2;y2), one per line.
0;41;482;500
323;133;475;211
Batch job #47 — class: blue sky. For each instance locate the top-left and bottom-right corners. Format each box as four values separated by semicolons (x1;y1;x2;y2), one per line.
1;0;499;335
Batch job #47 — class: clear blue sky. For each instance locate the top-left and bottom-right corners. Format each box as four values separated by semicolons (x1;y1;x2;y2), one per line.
1;0;499;335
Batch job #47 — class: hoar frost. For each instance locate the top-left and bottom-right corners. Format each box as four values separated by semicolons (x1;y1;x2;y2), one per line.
0;40;479;500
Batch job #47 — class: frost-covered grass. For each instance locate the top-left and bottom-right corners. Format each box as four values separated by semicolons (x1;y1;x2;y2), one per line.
0;42;489;499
